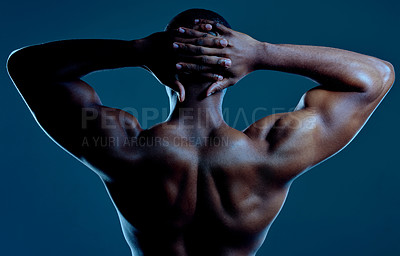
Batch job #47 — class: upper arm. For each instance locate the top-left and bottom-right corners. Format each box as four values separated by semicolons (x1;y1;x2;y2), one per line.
10;76;141;177
274;88;373;170
245;73;393;181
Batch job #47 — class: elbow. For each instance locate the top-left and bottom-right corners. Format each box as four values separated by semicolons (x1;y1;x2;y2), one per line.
381;61;395;90
359;59;395;99
7;46;39;83
6;50;18;80
6;48;27;82
374;60;395;97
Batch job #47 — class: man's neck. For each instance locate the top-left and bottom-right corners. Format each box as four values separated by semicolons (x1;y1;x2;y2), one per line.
167;90;226;129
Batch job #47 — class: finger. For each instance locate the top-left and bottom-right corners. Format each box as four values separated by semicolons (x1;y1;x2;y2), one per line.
191;24;220;37
174;27;210;38
191;22;220;37
178;55;231;67
174;37;228;48
199;73;224;81
206;78;231;96
192;23;205;31
199;23;213;31
194;19;232;35
175;62;216;73
191;23;213;32
173;42;222;56
191;23;218;35
181;73;224;81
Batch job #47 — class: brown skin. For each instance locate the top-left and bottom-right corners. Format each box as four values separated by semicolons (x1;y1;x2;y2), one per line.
7;18;395;256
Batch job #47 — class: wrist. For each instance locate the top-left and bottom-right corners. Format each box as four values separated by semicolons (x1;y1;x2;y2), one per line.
253;42;273;71
127;39;146;67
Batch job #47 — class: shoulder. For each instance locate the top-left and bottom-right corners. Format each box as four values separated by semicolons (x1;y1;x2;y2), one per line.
242;113;288;140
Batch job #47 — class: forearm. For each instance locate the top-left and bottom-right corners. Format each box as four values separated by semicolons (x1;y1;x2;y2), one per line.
257;43;394;93
7;39;145;82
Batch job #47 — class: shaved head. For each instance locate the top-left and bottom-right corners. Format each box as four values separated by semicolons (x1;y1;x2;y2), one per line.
165;8;231;32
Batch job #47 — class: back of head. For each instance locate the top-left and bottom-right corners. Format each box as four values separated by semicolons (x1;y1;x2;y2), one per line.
165;8;231;32
164;9;231;96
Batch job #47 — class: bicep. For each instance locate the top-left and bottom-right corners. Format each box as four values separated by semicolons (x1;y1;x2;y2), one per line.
266;84;385;180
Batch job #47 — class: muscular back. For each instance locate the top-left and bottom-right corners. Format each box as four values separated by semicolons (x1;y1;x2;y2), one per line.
75;73;393;254
96;121;290;255
7;23;394;255
7;76;392;255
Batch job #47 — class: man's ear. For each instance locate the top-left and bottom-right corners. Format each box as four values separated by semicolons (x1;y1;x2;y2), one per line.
175;80;185;102
165;85;185;103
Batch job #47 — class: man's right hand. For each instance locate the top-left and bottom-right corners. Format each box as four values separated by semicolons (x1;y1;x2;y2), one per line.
174;19;265;96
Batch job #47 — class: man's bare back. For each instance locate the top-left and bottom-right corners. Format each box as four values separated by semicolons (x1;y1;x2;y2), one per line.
97;119;293;255
7;9;394;256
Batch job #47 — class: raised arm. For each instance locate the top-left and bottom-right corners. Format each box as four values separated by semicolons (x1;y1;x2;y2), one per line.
6;39;148;179
6;30;228;179
175;19;395;181
251;42;394;179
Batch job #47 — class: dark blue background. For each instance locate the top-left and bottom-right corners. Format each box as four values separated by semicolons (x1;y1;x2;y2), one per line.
1;0;399;255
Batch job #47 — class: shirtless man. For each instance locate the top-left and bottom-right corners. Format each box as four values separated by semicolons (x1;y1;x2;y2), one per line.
7;8;394;256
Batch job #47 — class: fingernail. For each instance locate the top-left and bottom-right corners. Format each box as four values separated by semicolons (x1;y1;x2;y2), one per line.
194;19;199;24
173;43;179;49
205;24;212;30
176;64;182;70
178;27;185;33
218;75;223;80
220;39;228;47
224;59;231;67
